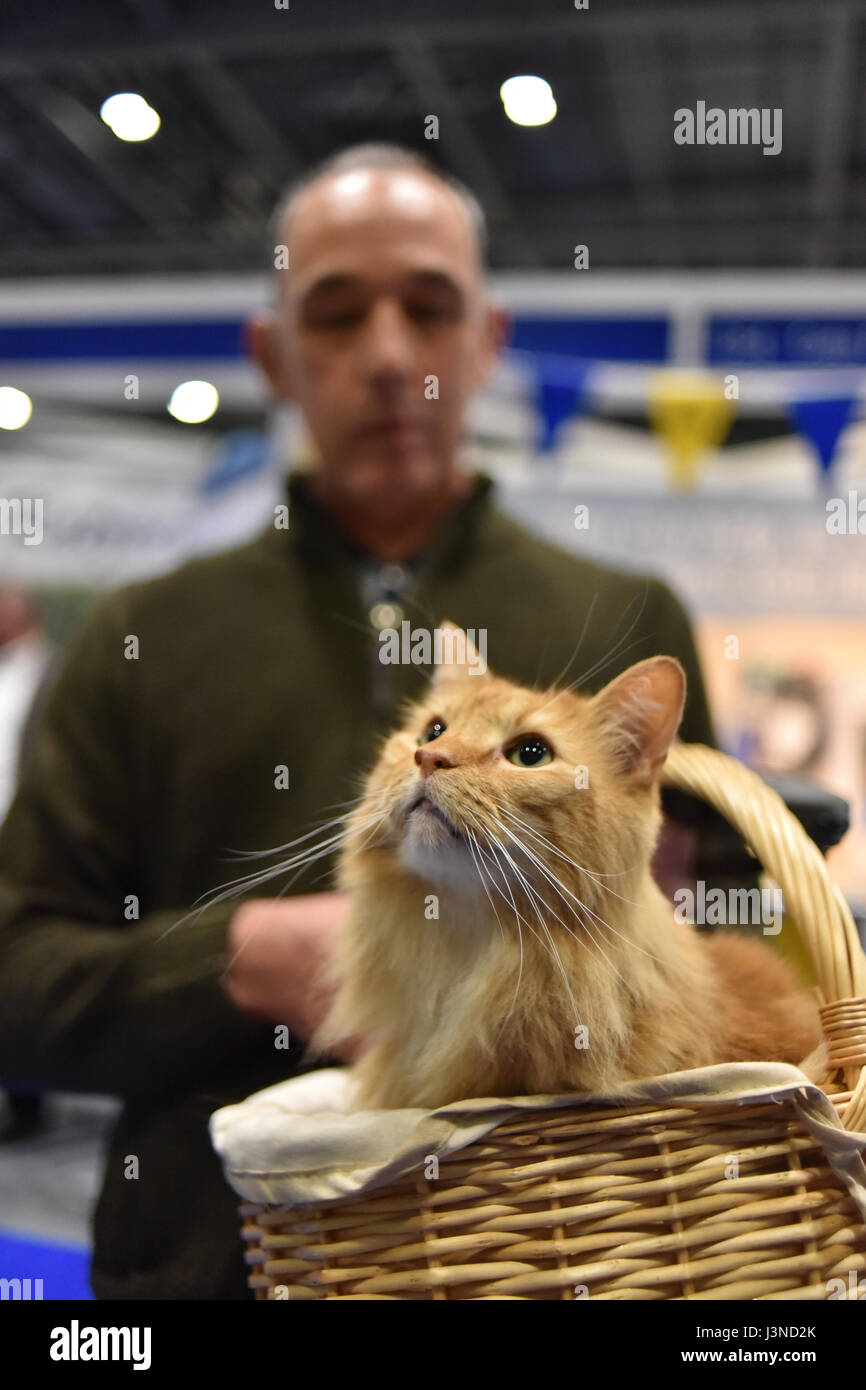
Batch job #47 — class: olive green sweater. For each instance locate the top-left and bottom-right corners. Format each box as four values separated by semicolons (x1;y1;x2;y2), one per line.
0;468;716;1299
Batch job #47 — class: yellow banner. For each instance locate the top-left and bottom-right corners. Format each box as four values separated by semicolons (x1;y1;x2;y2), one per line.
649;372;736;489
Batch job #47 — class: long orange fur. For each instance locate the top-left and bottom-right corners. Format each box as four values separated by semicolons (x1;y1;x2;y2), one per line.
311;624;823;1108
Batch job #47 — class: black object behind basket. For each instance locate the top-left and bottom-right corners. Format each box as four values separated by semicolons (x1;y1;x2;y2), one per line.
661;775;851;922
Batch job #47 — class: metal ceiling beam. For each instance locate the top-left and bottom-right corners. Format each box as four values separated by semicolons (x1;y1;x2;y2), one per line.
0;240;251;271
180;56;305;253
0;5;850;76
599;30;684;269
0;152;74;232
2;218;863;274
184;55;303;192
7;76;188;237
389;39;538;269
111;0;300;251
807;2;855;267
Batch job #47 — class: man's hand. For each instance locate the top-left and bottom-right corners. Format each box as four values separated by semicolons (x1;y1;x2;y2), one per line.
224;892;363;1061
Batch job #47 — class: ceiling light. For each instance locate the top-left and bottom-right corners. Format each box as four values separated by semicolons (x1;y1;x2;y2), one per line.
100;93;161;142
0;386;33;430
500;75;557;127
167;381;219;424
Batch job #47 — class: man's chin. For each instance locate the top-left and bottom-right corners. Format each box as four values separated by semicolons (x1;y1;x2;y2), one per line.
342;452;447;507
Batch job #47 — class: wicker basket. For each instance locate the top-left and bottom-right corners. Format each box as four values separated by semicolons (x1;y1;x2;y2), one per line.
238;743;866;1300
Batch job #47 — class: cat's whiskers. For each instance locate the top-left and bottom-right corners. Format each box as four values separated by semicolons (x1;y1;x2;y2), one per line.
537;592;599;697
497;814;664;969
290;801;391;891
464;831;507;944
480;826;582;1021
219;801;369;863
470;830;553;966
528;587;649;724
470;828;568;1024
465;830;526;1032
567;584;651;693
487;819;622;984
490;815;638;992
220;810;394;974
216;803;368;863
474;818;581;956
495;809;669;969
494;811;664;978
159;809;384;940
499;805;642;900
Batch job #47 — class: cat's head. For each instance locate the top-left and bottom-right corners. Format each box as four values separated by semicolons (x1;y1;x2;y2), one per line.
347;621;686;910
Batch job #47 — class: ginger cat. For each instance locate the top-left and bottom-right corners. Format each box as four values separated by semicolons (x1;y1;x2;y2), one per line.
310;623;823;1109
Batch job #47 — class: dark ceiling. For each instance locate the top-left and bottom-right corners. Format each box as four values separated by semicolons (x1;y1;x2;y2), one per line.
0;0;863;276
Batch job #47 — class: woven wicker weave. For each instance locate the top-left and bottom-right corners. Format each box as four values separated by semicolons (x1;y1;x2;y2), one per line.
239;743;866;1300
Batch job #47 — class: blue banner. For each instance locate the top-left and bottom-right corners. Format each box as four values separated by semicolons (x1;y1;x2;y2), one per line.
0;320;244;361
510;316;669;363
708;317;866;366
790;394;858;475
526;355;594;453
0;314;670;365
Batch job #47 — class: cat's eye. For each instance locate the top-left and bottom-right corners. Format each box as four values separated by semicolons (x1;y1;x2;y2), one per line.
505;735;553;768
418;717;447;745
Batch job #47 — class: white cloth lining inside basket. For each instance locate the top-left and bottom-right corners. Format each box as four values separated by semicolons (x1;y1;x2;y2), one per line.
210;1061;866;1221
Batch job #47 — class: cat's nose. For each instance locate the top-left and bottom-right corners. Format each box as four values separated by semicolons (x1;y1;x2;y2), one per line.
414;746;456;778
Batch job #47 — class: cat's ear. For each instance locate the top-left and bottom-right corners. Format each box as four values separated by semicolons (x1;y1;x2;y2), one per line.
429;619;489;687
588;656;686;785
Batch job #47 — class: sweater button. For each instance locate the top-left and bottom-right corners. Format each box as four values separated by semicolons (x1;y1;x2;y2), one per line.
380;564;407;593
369;602;403;630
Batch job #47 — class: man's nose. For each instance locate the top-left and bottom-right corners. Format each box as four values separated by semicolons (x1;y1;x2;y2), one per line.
414;746;457;778
362;299;415;380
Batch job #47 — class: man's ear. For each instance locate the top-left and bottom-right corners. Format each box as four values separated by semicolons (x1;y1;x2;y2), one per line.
429;619;489;688
244;310;294;402
588;656;686;786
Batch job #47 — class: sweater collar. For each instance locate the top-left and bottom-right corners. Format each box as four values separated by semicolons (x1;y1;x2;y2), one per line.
283;467;496;580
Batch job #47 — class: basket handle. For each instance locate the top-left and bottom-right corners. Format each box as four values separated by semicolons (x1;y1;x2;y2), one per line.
661;742;866;1128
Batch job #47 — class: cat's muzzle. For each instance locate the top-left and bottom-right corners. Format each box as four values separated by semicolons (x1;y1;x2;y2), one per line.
404;789;463;840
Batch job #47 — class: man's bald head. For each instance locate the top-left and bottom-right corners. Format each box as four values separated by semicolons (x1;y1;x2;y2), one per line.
269;143;488;276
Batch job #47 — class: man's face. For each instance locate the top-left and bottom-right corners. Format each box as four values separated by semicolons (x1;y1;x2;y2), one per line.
254;167;506;512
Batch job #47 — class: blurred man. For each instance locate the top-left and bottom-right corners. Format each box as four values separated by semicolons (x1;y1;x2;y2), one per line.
0;587;54;820
0;588;55;1139
0;144;716;1299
